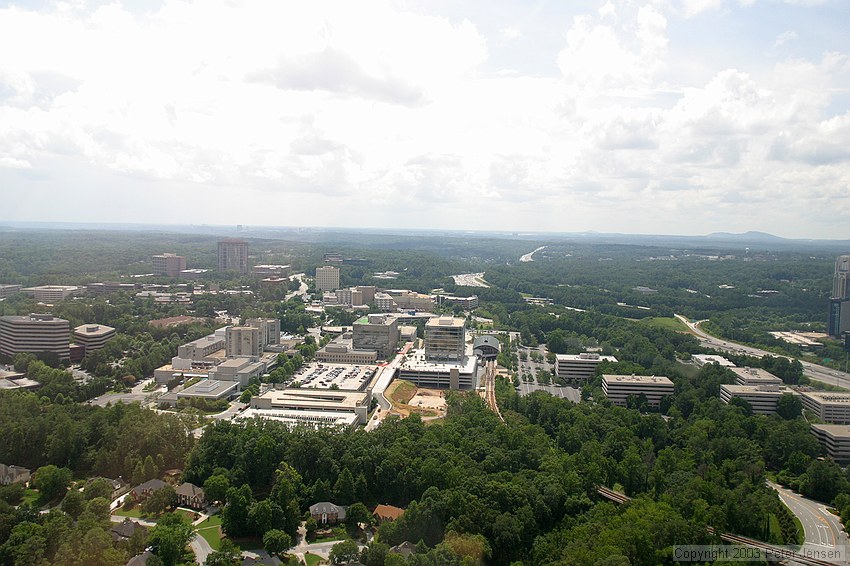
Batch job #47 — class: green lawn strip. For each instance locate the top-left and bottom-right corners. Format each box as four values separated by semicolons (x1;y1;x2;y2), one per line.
304;553;323;566
22;489;39;506
195;526;222;551
112;507;144;518
640;317;689;332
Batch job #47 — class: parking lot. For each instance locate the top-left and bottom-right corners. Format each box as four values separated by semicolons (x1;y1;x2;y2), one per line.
292;363;376;390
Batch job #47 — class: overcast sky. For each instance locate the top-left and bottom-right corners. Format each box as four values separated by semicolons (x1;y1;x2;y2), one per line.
2;0;849;238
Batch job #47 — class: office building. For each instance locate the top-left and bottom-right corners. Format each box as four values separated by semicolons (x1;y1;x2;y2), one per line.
21;286;79;302
0;314;70;360
398;349;478;390
72;324;116;353
253;264;290;277
209;357;265;388
353;314;400;359
602;374;674;408
375;292;397;311
436;295;479;310
316;342;378;364
177;334;225;362
692;354;735;367
800;391;850;424
730;367;783;387
151;254;186;277
829;255;850;338
0;285;22;299
555;353;618;382
218;239;249;273
425;316;465;362
225;326;261;359
315;266;340;291
810;424;850;465
246;318;281;349
719;384;791;415
245;388;371;428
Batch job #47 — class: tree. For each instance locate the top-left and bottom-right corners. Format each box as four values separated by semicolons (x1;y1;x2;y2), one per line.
222;484;254;538
204;474;231;504
305;517;318;540
776;393;802;420
31;465;72;502
329;539;361;564
204;539;241;566
83;478;114;501
263;529;292;556
142;485;177;516
61;489;85;519
346;502;371;529
361;541;390;566
148;513;194;566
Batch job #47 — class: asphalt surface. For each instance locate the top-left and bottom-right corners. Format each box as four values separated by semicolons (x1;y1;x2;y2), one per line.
90;378;162;407
675;315;850;389
769;481;848;564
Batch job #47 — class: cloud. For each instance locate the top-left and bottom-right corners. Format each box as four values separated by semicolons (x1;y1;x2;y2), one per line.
773;30;798;48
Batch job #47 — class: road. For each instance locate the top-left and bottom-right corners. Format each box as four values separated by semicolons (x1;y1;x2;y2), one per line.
520;246;546;262
769;482;847;564
90;378;163;408
285;273;308;301
365;345;410;431
675;315;850;389
189;532;212;565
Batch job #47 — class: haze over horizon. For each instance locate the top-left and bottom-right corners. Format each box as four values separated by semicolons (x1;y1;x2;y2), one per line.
2;0;850;239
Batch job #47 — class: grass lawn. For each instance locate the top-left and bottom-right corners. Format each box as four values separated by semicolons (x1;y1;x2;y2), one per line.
22;489;39;506
304;552;323;566
112;507;144;518
194;514;223;550
388;380;417;404
768;513;783;544
176;508;199;521
640;317;689;332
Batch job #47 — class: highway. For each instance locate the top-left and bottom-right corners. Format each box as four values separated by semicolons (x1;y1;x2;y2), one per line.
674;315;850;389
769;481;848;563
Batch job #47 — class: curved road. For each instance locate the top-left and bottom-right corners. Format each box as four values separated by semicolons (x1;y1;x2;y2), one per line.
769;482;847;564
675;315;850;389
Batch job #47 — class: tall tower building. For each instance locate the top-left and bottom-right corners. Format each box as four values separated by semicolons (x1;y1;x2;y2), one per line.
152;253;187;277
0;314;70;360
829;255;850;338
425;316;466;362
315;266;340;291
218;240;249;273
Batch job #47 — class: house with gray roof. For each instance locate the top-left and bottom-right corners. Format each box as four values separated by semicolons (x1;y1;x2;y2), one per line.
309;501;346;525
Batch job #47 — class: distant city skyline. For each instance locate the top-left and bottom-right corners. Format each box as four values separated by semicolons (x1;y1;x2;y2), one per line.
2;1;850;238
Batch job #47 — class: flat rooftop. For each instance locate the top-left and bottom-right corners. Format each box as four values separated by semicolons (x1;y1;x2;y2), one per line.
74;324;115;337
291;362;376;390
238;408;358;428
602;374;673;385
426;316;465;328
556;353;618;362
399;350;477;373
801;391;850;405
693;354;735;367
177;379;238;398
253;388;368;410
811;424;850;439
721;384;788;395
730;367;783;383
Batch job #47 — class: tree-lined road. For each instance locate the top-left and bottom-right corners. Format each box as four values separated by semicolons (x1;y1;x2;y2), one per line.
675;315;850;389
769;482;847;564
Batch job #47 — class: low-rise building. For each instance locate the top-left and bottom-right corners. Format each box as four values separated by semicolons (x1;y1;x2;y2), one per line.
253;264;290;277
165;379;239;405
316;341;378;364
800;391;850;424
472;335;500;361
129;479;167;502
177;334;225;362
73;324;116;353
373;504;405;523
692;354;736;367
175;483;205;509
0;284;22;299
245;388;371;427
21;285;79;302
398;349;478;390
310;502;346;525
110;518;147;543
556;353;618;382
601;374;674;408
209;358;265;388
0;464;31;485
719;384;790;415
436;295;479;310
0;314;70;360
811;424;850;464
730;367;783;387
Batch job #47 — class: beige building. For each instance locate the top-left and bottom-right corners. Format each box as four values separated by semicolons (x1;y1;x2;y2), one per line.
353;314;400;359
209;357;265;388
425;316;466;362
151;253;186;277
0;314;70;360
177;334;225;362
0;285;22;299
253;264;290;277
375;292;397;311
73;324;116;353
602;374;674;408
315;266;340;291
246;318;281;349
397;349;478;390
247;388;371;427
730;367;783;387
555;353;618;382
719;384;789;415
21;285;79;302
801;391;850;424
218;239;249;273
225;326;261;359
810;424;850;464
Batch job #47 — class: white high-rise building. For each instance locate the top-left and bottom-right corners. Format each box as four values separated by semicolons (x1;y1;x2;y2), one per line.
225;326;261;359
315;266;340;291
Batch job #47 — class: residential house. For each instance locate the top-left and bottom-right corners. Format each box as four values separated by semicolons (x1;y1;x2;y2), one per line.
389;541;417;558
309;501;347;525
373;504;404;523
0;464;31;486
175;482;206;510
126;551;153;566
111;518;147;543
129;479;167;502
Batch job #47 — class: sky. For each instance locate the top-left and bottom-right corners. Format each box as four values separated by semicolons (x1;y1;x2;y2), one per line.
1;0;850;238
